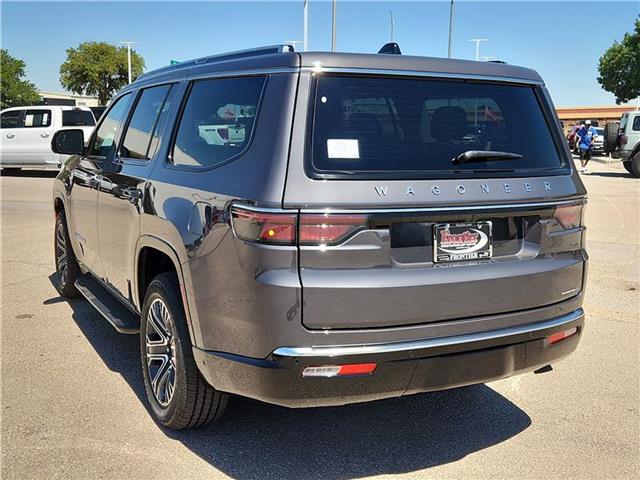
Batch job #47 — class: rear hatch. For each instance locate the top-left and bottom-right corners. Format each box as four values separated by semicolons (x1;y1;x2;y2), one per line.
284;71;587;330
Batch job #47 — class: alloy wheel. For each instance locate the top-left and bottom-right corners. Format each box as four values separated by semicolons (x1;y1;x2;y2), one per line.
55;221;68;287
145;298;177;407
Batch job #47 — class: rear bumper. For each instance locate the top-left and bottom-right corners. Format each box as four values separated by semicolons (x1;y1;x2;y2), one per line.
193;308;584;408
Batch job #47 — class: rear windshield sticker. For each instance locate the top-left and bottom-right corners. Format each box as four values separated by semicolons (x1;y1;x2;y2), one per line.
327;139;360;159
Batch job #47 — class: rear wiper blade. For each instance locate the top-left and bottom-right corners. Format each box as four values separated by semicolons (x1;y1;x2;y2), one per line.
452;150;523;165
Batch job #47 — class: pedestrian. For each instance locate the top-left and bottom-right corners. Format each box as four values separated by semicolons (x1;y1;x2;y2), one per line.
577;120;595;173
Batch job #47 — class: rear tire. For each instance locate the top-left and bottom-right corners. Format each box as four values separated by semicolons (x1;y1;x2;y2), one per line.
54;210;81;298
628;153;640;178
140;272;228;429
623;161;634;174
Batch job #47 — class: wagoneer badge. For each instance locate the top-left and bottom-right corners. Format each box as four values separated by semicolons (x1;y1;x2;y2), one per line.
373;181;552;197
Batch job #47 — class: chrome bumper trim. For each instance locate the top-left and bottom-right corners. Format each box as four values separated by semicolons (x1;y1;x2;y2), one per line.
273;308;584;358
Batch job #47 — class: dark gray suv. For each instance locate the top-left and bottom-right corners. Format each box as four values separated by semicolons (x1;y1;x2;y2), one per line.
51;45;587;429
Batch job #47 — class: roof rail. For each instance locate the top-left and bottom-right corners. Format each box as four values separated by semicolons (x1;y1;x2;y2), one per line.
136;44;295;82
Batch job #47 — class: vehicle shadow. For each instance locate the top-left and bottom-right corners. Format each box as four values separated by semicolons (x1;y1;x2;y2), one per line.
48;275;532;479
585;171;635;179
0;169;58;178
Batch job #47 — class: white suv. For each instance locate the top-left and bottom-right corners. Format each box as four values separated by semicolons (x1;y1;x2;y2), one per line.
0;105;96;173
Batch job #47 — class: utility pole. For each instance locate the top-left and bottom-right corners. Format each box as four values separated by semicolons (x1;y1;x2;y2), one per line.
331;0;337;52
120;41;137;84
303;0;309;51
389;10;395;43
447;0;454;58
468;38;488;61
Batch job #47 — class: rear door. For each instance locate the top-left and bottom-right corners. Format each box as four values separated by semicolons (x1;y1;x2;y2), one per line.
98;83;175;303
285;73;587;330
18;108;55;165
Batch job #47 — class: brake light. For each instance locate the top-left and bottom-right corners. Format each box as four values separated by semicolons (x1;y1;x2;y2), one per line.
299;213;369;246
218;128;229;141
230;206;370;246
230;206;296;245
553;204;584;230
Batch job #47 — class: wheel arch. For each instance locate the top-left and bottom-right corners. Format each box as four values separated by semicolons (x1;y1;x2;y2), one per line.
134;236;199;345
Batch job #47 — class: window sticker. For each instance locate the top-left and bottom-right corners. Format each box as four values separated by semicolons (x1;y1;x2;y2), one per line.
327;139;359;159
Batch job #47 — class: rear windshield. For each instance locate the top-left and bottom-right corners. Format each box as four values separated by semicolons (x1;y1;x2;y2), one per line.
310;75;567;178
62;110;96;127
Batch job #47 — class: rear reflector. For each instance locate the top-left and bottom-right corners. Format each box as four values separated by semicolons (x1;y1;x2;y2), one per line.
548;327;578;345
302;363;377;378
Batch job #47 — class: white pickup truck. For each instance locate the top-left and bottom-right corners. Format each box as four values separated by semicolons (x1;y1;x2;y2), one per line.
0;105;96;173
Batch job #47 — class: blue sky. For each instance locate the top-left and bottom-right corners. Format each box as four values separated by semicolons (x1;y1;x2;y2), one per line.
2;0;638;106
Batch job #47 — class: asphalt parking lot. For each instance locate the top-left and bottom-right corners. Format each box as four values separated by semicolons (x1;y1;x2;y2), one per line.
1;158;638;480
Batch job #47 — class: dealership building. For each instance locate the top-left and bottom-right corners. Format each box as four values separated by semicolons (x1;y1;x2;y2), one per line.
38;91;100;107
556;104;637;133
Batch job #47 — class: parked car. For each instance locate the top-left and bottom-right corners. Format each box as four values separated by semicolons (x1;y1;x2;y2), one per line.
51;44;587;429
606;111;640;177
0;106;95;173
592;127;605;152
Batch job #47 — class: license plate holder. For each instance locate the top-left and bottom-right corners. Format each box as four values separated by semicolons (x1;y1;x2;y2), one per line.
433;221;493;263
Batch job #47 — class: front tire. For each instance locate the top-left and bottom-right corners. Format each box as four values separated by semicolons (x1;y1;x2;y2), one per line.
54;210;81;298
140;272;228;429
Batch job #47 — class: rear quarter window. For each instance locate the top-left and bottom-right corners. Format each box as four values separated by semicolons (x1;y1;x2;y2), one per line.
309;75;567;179
171;76;266;169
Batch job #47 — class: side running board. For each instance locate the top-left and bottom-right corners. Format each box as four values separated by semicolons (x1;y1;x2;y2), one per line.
74;274;140;334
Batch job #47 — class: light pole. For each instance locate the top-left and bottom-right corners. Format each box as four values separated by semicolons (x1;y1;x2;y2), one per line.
331;0;337;52
447;0;454;58
303;0;309;51
468;38;488;61
120;41;137;84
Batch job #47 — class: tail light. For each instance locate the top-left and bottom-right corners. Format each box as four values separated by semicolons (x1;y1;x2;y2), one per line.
553;203;584;230
218;128;229;141
230;206;296;245
620;134;628;145
230;206;369;246
299;213;369;246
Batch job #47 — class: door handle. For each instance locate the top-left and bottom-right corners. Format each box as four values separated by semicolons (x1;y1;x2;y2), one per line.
6;133;15;139
40;133;50;138
121;187;142;203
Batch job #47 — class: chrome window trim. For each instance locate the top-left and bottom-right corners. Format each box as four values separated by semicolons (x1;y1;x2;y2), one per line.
301;67;544;85
273;308;584;358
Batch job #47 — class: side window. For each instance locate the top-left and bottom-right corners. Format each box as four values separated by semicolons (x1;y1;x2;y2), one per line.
1;111;22;129
120;84;173;160
23;110;51;128
172;76;266;168
633;116;640;132
87;94;131;158
62;110;96;127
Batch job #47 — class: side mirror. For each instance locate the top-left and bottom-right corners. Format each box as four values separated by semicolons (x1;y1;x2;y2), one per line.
51;129;84;155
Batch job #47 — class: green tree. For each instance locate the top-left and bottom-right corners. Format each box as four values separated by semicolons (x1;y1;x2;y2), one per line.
59;42;145;105
0;49;40;109
597;18;640;104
